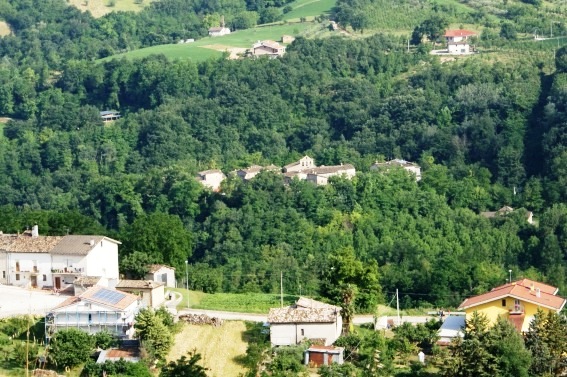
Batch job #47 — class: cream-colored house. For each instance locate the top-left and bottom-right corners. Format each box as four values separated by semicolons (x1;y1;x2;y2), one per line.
252;40;286;58
0;226;120;291
46;286;142;339
448;41;470;54
196;169;226;192
208;27;230;36
268;297;342;346
306;164;356;186
370;159;422;181
116;280;165;308
480;206;534;225
284;156;315;173
145;264;176;288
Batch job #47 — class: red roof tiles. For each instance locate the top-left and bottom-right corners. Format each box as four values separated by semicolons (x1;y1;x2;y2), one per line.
444;29;477;37
458;279;566;311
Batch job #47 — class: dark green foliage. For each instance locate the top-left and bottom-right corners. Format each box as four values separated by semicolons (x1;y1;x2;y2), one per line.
268;346;308;376
160;351;208;377
134;308;173;362
411;15;449;44
94;330;117;350
48;329;95;368
82;359;152;377
525;310;567;377
500;23;518;40
555;46;567;73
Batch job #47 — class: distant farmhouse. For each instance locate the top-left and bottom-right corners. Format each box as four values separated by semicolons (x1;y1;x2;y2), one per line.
480;206;534;224
100;110;121;123
370;159;422;181
283;156;356;186
195;169;226;192
235;164;280;181
208;16;231;37
268;297;343;346
0;226;120;292
252;40;286;58
444;29;476;54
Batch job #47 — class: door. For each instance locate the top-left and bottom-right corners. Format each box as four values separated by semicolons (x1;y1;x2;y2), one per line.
30;276;37;288
309;351;324;367
54;277;61;289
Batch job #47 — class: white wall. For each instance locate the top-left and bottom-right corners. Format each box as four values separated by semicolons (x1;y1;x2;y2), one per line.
271;319;342;346
147;267;176;288
5;253;52;288
85;239;119;280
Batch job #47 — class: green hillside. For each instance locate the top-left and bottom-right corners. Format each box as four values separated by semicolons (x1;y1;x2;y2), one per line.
281;0;335;21
101;22;322;62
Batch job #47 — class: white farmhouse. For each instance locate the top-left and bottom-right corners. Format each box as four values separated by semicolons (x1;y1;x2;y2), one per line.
284;156;315;173
145;264;176;288
0;226;120;291
46;286;141;339
195;169;226;192
370;159;422;181
268;297;342;346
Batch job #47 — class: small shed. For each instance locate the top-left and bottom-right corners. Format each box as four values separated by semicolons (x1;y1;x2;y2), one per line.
146;264;176;287
304;345;344;367
116;280;165;308
100;110;121;122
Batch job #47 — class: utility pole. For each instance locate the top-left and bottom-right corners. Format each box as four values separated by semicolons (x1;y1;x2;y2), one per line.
396;289;401;326
280;271;283;308
185;260;189;308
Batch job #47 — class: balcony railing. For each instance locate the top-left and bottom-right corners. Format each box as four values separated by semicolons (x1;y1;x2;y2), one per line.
51;267;84;274
508;305;525;314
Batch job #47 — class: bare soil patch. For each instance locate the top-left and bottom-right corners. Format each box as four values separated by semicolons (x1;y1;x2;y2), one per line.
0;21;11;36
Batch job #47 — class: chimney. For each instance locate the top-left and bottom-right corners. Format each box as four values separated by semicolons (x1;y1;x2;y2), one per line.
31;225;39;238
530;283;534;292
535;288;541;298
89;239;95;246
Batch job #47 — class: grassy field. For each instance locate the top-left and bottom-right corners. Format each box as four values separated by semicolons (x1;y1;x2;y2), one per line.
101;22;322;63
68;0;152;18
281;0;335;21
168;321;248;377
172;288;298;313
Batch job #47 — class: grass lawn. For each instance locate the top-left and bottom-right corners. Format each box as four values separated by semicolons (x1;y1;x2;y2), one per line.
101;22;320;63
281;0;336;21
168;321;248;377
67;0;153;18
171;288;298;313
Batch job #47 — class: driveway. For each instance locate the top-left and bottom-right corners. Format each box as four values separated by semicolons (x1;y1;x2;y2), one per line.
0;285;68;318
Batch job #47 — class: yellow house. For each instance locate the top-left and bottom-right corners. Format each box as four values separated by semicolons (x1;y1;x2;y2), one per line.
458;278;566;332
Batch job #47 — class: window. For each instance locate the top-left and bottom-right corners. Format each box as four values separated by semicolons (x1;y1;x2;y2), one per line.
2;271;5;279
88;314;92;322
43;275;47;281
301;329;304;336
15;261;20;272
501;299;506;307
16;274;20;281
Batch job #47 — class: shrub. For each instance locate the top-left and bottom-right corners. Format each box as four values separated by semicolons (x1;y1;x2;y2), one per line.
48;329;94;368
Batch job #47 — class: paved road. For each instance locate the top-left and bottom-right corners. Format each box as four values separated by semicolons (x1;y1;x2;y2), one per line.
0;284;67;318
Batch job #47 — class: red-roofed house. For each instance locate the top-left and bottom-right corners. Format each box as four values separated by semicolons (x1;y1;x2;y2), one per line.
444;29;476;54
457;278;566;332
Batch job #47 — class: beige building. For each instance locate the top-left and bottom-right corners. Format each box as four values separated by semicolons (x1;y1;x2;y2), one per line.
146;264;176;288
208;27;231;36
268;297;342;346
283;156;316;173
196;169;226;192
306;164;356;186
236;164;280;180
370;159;421;181
116;280;165;308
252;40;286;58
480;206;534;225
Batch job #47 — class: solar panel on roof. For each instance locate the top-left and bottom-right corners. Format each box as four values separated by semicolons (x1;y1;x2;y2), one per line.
92;289;126;305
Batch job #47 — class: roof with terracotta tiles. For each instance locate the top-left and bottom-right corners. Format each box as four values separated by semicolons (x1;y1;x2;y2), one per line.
147;264;175;273
458;279;566;311
116;280;164;289
444;29;476;37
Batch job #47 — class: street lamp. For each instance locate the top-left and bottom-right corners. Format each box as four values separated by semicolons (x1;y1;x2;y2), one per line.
185;260;189;308
509;269;512;283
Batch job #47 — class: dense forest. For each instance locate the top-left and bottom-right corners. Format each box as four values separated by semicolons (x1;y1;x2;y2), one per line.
0;0;567;311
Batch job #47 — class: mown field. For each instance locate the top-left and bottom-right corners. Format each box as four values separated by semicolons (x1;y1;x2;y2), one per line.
168;321;248;377
68;0;152;18
101;22;324;62
281;0;335;21
172;288;299;313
